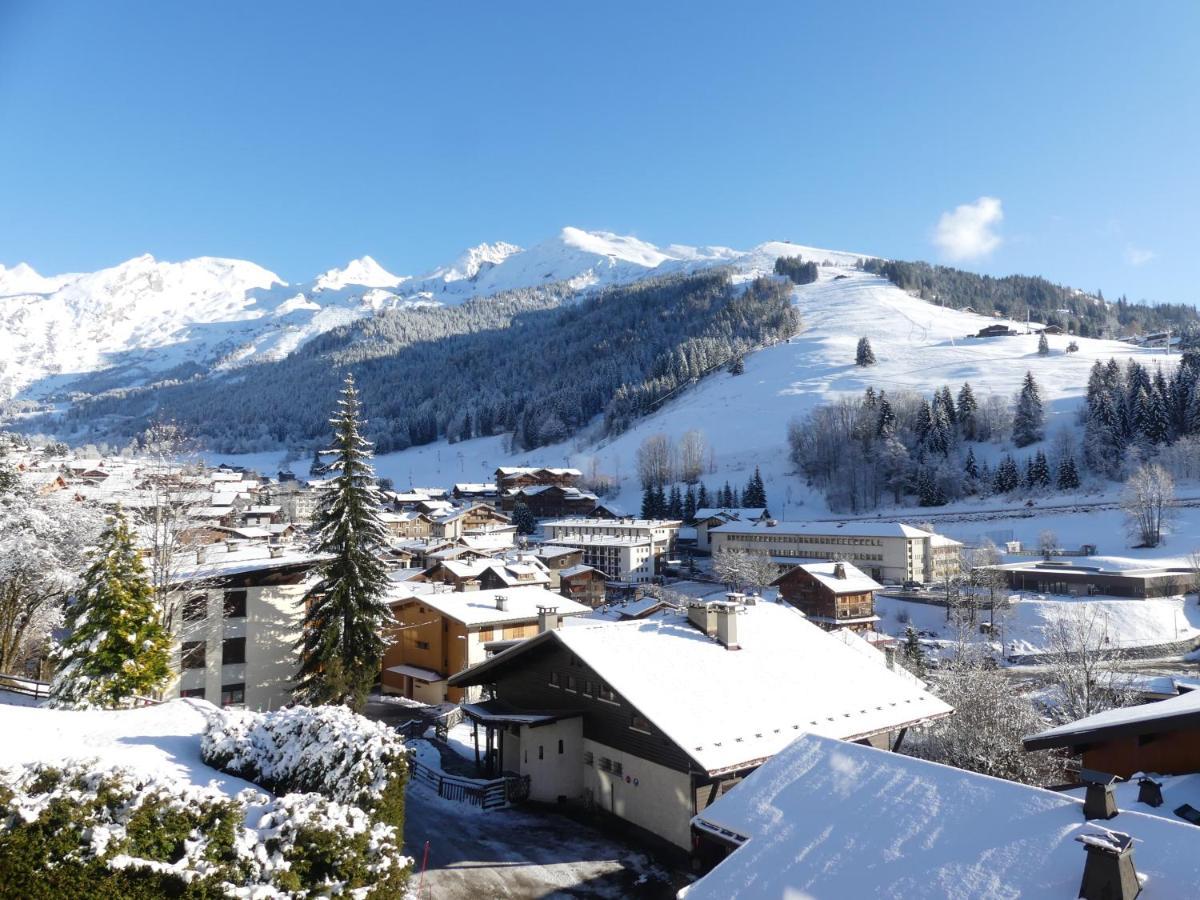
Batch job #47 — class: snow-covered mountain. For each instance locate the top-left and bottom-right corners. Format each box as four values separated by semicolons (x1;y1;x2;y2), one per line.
0;229;859;401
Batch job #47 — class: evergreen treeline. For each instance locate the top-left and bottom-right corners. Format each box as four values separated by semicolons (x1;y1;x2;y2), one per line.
1082;350;1200;477
774;255;819;285
640;467;769;522
858;257;1199;339
55;271;797;454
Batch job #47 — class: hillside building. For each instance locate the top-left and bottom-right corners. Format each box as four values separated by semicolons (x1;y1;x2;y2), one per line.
541;518;682;583
771;561;882;632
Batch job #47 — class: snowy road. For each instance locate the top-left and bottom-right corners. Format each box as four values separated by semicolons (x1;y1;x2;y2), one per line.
403;783;679;899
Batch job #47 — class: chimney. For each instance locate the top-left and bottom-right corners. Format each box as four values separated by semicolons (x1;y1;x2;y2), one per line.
833;562;846;580
495;593;509;611
268;545;284;559
537;605;559;632
687;601;717;636
457;579;480;593
1079;769;1120;820
883;645;897;670
714;602;740;650
196;546;208;564
1136;776;1163;808
1075;831;1141;900
726;591;746;605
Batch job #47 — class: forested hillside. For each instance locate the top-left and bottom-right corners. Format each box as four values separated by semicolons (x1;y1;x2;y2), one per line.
58;271;798;454
859;258;1199;338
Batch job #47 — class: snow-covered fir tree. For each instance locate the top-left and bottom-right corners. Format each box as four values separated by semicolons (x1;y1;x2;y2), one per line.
1037;332;1049;356
511;501;536;535
48;510;171;709
295;374;393;712
1056;453;1081;490
956;382;978;440
1012;371;1044;447
855;336;876;366
742;467;767;509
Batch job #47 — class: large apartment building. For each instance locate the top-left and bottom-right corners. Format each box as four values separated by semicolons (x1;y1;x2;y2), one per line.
541;518;681;583
709;521;961;584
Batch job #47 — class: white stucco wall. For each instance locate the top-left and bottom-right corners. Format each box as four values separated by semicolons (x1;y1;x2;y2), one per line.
582;738;695;850
517;717;584;803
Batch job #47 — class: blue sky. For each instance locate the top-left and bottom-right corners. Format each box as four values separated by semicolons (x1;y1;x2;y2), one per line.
1;1;1197;304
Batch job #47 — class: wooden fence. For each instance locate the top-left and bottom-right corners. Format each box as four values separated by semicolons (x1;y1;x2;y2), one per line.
409;758;527;810
0;673;51;699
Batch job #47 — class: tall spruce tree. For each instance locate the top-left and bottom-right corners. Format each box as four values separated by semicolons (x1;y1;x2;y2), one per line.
1013;371;1045;447
697;483;711;509
683;486;698;524
1056;454;1081;490
296;374;393;711
1037;332;1050;356
49;510;171;709
667;485;683;519
994;455;1021;493
743;467;767;508
956;382;978;440
641;485;656;519
856;337;876;366
512;501;537;535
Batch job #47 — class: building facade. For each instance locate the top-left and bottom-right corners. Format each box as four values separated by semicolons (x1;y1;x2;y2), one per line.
541;518;681;583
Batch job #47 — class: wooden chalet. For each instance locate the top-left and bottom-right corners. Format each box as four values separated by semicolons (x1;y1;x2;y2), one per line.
771;561;882;632
558;564;608;607
501;483;599;517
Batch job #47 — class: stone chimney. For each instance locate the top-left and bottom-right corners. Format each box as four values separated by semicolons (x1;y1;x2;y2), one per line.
714;602;740;650
1136;776;1163;808
537;605;559;632
268;545;284;559
196;546;208;564
687;601;717;636
1075;830;1140;900
495;593;509;611
1080;769;1120;820
456;579;480;593
883;645;897;670
833;562;846;580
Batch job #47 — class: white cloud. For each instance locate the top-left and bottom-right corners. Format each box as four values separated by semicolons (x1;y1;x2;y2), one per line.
933;196;1004;261
1124;245;1156;266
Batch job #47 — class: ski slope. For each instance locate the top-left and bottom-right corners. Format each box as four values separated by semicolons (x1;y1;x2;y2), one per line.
350;264;1177;516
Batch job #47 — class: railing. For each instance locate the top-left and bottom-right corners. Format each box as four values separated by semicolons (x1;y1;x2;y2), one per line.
409;758;528;810
0;673;51;699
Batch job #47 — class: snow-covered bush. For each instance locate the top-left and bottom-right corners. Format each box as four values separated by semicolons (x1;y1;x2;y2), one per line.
201;704;409;826
0;760;411;898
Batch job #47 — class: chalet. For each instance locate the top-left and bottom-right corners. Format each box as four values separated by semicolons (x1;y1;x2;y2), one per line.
710;521;961;584
431;504;511;540
976;323;1018;338
687;732;1200;897
692;507;770;551
379;511;435;540
495;466;582;493
558;564;607;607
448;600;950;849
452;482;500;506
167;544;329;710
771;561;882;632
380;585;590;704
992;560;1193;599
542;518;682;583
531;546;585;586
502;484;600;518
1024;689;1200;779
1039;324;1065;335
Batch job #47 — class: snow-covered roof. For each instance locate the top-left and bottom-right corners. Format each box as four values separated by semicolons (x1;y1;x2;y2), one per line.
453;483;495;493
496;466;581;477
1025;689;1200;750
390;584;590;627
543;517;681;529
559;564;601;579
455;602;950;774
687;732;1200;899
533;545;581;560
710;520;954;540
171;546;329;584
774;560;882;594
694;507;767;521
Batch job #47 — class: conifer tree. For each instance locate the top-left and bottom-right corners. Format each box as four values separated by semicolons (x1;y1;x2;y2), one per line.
309;448;324;477
903;624;926;675
856;337;876;366
1013;371;1045;447
512;501;537;535
1028;450;1051;488
1037;332;1050;356
1056;454;1081;490
877;393;897;437
915;399;934;443
963;447;978;480
295;374;393;711
939;386;958;426
654;483;668;518
993;455;1020;493
957;382;978;440
743;467;767;508
683;486;697;524
729;356;745;376
641;485;656;519
697;483;711;510
667;485;683;519
49;510;171;709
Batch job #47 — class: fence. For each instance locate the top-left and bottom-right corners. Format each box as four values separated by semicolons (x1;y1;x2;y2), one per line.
409;758;528;810
0;673;51;699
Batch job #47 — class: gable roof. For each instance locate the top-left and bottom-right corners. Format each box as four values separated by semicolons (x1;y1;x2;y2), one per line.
710;520;960;543
1024;689;1200;751
772;560;883;594
687;732;1200;899
452;602;950;774
391;584;590;628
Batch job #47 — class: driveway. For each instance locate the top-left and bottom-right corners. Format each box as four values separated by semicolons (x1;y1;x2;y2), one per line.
404;783;682;899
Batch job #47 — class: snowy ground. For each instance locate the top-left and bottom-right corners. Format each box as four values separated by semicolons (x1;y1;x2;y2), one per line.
0;698;257;797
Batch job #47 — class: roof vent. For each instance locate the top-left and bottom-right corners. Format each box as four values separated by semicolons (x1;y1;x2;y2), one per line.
1075;830;1140;900
714;603;740;651
765;519;778;527
537;605;559;633
833;562;846;579
1079;769;1121;820
1136;776;1163;808
687;601;717;636
268;545;284;559
495;594;508;611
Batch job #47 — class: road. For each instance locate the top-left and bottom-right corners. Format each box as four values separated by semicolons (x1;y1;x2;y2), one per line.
404;783;680;899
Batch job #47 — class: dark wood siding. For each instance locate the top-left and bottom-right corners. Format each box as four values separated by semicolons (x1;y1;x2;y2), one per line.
491;642;697;774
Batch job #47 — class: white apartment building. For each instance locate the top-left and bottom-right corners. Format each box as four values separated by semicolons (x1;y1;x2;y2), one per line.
541;518;681;583
168;545;327;710
709;521;961;584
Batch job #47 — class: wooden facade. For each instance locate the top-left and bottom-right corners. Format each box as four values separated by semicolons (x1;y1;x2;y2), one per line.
773;565;877;632
559;567;608;607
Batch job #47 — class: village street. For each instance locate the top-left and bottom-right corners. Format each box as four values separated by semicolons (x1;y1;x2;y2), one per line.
403;782;681;899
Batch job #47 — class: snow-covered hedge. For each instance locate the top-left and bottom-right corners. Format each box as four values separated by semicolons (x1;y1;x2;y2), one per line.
0;760;411;898
201;704;409;826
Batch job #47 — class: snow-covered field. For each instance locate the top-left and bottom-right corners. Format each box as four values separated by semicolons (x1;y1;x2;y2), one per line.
0;698;257;797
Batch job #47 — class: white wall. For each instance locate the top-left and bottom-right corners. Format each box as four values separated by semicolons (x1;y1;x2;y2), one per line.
517;717;584;803
582;738;695;850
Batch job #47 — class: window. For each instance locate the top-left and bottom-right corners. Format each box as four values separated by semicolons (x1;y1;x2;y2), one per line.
565;674;578;693
549;672;561;688
415;640;431;651
630;714;651;734
220;683;245;707
183;595;207;622
598;756;613;773
558;739;564;754
222;637;246;666
612;760;624;776
597;682;616;703
180;687;205;699
538;745;544;760
223;590;247;619
583;751;594;767
181;641;205;670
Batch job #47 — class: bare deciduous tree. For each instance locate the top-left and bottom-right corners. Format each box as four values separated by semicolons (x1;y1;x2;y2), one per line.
1037;529;1058;556
1040;604;1139;725
635;433;674;488
1121;462;1174;548
677;430;708;485
713;547;779;594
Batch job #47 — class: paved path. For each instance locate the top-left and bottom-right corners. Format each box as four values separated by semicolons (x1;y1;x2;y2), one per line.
404;784;680;899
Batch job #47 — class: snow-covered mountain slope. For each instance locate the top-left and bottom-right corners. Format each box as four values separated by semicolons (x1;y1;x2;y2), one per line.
0;228;859;401
341;265;1176;515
